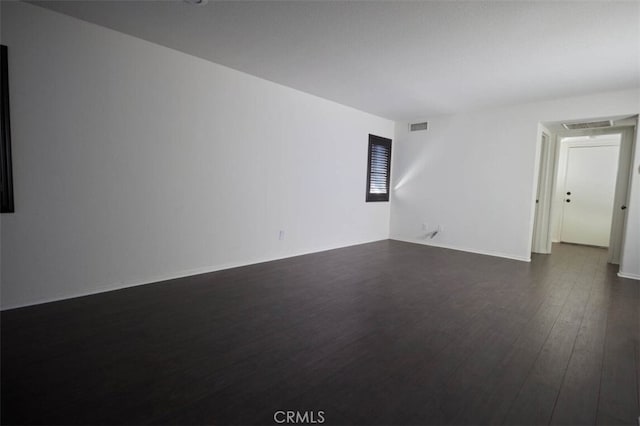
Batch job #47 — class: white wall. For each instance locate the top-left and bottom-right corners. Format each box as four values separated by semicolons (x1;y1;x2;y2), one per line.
390;90;640;275
0;2;394;309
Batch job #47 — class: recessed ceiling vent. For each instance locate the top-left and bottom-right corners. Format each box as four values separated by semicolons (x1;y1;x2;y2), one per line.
562;120;612;130
410;122;428;132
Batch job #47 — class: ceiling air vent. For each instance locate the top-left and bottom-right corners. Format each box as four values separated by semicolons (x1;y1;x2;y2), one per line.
410;122;428;132
562;120;612;130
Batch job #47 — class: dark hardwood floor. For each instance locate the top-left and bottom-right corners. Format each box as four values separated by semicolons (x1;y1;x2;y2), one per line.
1;240;638;425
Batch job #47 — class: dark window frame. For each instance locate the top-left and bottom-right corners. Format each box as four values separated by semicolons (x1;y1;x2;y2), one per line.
1;44;14;213
366;134;392;202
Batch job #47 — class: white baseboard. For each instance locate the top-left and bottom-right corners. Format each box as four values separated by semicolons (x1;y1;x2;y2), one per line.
1;238;389;311
617;272;640;281
390;238;531;262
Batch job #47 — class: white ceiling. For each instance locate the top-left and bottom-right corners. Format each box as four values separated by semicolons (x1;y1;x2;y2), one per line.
29;0;640;121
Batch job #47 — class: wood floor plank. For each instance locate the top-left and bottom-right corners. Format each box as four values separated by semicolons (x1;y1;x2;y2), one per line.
550;250;611;426
596;276;640;425
503;246;601;425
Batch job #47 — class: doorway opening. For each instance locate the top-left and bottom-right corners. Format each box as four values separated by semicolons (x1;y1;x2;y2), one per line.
531;116;637;268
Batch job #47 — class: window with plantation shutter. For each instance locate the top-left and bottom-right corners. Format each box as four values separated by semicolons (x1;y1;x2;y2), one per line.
366;134;392;202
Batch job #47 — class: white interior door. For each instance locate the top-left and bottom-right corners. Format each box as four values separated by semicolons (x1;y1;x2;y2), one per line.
560;144;620;247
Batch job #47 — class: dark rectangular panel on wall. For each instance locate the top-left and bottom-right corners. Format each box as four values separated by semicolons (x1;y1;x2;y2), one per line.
1;44;15;213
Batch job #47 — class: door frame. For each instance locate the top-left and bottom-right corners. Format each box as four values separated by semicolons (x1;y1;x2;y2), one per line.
532;123;637;265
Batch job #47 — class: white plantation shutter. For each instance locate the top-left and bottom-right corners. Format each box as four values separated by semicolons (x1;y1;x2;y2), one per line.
366;135;392;202
369;144;390;194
